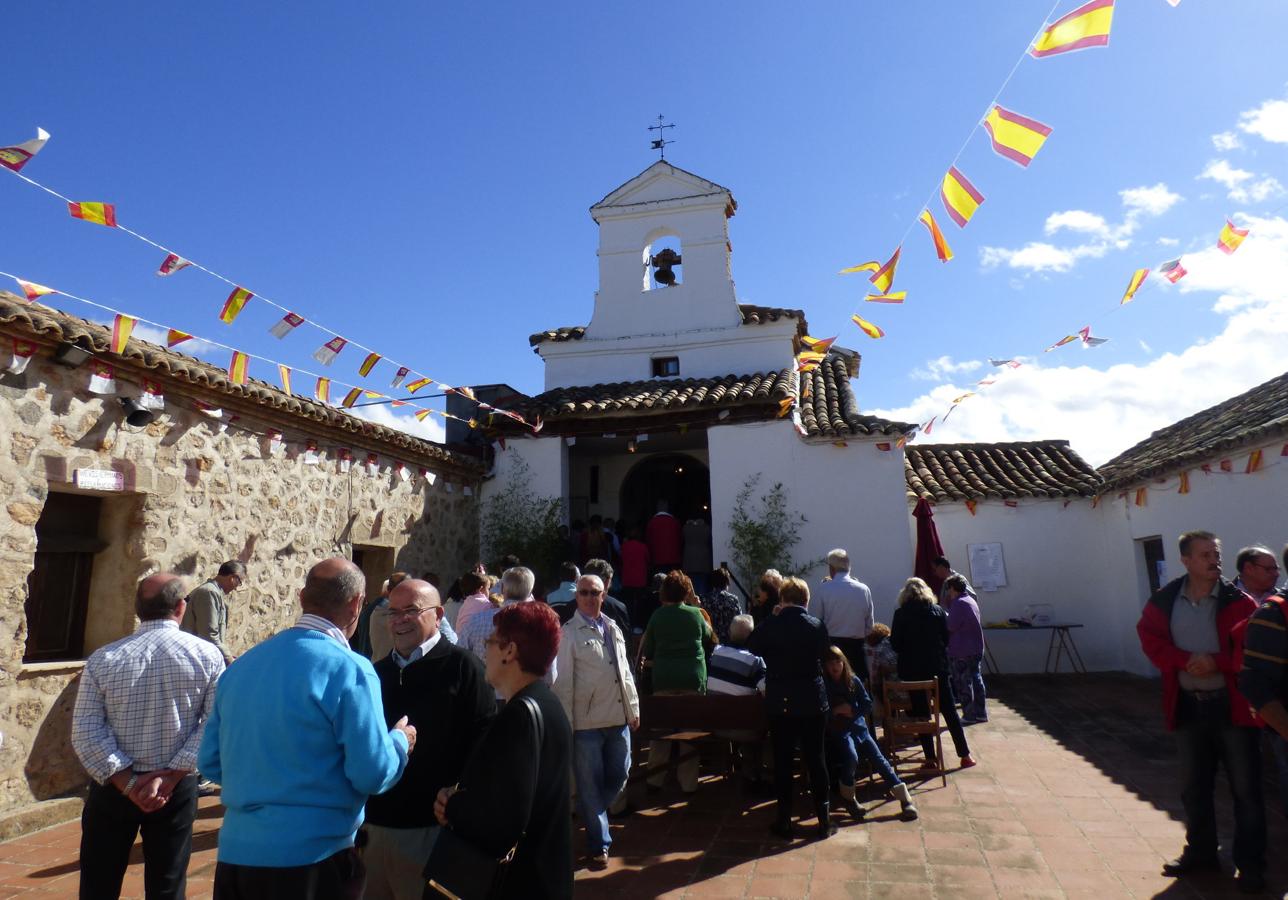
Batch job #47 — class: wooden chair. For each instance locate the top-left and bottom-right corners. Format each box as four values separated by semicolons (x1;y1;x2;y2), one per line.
881;679;947;787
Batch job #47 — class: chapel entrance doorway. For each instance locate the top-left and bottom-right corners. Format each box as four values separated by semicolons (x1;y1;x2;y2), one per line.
617;453;710;535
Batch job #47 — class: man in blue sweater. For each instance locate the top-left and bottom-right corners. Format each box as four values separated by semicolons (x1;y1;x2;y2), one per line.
199;557;416;899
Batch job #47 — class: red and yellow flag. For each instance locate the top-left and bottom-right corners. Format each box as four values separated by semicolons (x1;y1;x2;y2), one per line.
166;328;193;348
797;351;825;372
15;278;56;302
341;387;362;408
1178;471;1190;495
1247;449;1264;474
406;376;433;393
1030;0;1115;58
983;105;1052;168
838;260;880;276
800;335;836;354
777;397;793;418
110;314;136;354
870;247;901;293
359;352;381;377
228;351;249;385
1217;220;1249;255
966;500;978;516
220;287;253;323
1134;487;1147;508
415;408;434;422
918;209;953;262
156;253;192;277
865;292;906;304
1121;268;1150;305
278;365;293;395
68;202;117;227
851;314;885;339
0;127;50;172
315;377;331;404
941;167;985;228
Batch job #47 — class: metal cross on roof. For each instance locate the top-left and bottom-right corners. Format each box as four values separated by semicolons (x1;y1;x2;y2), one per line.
648;115;675;159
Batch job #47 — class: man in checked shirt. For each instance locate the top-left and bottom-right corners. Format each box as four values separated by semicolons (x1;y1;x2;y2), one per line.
71;573;225;900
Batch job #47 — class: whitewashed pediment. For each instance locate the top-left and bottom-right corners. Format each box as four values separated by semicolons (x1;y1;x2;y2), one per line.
592;161;733;218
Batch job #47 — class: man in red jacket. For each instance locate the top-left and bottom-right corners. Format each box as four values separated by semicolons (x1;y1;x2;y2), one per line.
1136;530;1264;894
645;500;683;574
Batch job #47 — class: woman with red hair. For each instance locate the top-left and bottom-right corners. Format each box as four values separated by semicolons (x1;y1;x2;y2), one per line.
432;602;573;898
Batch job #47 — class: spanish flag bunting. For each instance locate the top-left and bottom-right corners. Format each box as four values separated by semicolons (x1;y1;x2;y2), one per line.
363;391;383;399
865;292;906;304
941;167;985;228
532;416;544;434
1217;220;1249;255
1079;326;1109;347
918;209;953;262
390;400;407;408
838;261;880;276
1120;268;1149;305
88;362;117;395
391;366;409;389
228;350;249;385
966;499;978;516
1045;335;1077;352
166;328;192;348
976;379;996;386
1134;487;1147;507
269;312;305;339
277;365;293;395
341;387;362;408
6;339;37;375
406;376;433;393
110;314;136;354
1247;449;1264;474
850;314;885;339
359;352;381;377
777;397;793;418
1282;443;1288;457
875;442;892;452
1200;463;1212;474
800;335;836;353
68;202;117;227
0;127;50;172
1219;459;1232;472
1029;0;1114;58
139;380;165;410
1178;471;1190;494
895;434;908;449
455;385;477;401
989;358;1021;369
952;391;976;404
14;278;56;302
194;400;222;418
415;408;433;422
315;377;330;404
1159;259;1187;283
312;336;347;366
922;416;936;435
870;247;901;293
219;287;253;324
156;253;192;277
1004;500;1019;509
468;418;479;429
982;105;1052;168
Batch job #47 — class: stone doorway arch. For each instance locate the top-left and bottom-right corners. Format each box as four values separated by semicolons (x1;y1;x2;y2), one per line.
617;453;710;535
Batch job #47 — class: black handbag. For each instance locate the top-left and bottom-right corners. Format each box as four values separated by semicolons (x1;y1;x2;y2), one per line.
423;695;545;900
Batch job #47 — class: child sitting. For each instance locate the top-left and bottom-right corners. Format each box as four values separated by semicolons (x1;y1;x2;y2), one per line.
823;645;918;821
864;623;898;717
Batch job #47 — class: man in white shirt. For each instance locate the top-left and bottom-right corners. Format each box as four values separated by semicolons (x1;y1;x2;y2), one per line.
808;548;874;681
72;573;226;900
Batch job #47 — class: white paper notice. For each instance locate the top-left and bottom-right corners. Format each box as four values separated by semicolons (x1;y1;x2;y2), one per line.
967;542;1007;589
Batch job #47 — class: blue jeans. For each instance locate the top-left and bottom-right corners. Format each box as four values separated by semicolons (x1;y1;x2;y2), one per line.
572;725;631;854
950;655;987;721
826;715;902;789
1175;692;1265;874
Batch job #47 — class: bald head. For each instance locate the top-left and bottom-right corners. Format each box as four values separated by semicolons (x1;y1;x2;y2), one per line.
388;579;443;654
136;573;187;620
300;557;366;625
389;578;439;608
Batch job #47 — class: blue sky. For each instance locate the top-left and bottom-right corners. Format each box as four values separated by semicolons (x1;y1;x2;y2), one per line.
4;2;1287;462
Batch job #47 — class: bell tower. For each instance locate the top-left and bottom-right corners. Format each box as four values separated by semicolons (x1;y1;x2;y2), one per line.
584;161;742;340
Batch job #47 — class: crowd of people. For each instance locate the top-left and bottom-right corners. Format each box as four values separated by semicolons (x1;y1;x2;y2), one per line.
71;522;1288;898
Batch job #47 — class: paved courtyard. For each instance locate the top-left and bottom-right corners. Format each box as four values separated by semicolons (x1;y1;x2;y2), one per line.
3;673;1287;898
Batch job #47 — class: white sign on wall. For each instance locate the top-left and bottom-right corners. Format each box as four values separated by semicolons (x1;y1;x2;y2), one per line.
967;542;1007;592
73;468;124;491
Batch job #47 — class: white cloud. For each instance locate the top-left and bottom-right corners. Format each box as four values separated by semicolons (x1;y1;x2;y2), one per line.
981;183;1180;274
1200;158;1253;190
910;355;982;382
877;215;1288;467
1138;340;1152;354
1199;160;1284;203
1239;96;1288;144
1235;177;1284;204
1156;237;1179;247
1212;131;1243;151
350;400;446;444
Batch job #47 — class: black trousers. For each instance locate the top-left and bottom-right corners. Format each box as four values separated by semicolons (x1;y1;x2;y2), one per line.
833;637;870;684
79;774;197;900
213;846;365;900
769;713;829;824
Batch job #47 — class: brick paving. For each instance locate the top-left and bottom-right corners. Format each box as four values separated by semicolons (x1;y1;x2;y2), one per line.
3;673;1287;898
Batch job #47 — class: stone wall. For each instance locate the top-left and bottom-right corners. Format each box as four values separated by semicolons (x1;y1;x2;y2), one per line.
0;351;479;814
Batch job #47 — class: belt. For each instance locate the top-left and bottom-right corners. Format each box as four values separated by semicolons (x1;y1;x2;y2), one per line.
1182;687;1226;699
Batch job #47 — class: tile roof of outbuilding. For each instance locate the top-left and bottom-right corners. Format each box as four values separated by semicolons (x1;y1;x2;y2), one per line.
0;291;481;475
1098;370;1288;489
904;440;1102;502
799;355;911;438
527;303;808;347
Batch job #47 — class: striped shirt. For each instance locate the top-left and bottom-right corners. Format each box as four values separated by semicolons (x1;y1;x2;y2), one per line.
71;619;225;783
1239;596;1288;711
707;644;767;696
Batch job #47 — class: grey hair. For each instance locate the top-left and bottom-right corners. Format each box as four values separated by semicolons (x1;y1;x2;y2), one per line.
218;560;248;579
502;566;535;599
583;558;614;587
136;576;187;620
728;614;754;645
302;565;367;614
826;549;850;571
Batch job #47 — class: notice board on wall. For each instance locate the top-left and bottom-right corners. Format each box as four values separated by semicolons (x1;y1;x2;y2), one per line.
967;542;1007;592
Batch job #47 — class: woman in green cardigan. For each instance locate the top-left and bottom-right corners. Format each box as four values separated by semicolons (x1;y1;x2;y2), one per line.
641;571;715;793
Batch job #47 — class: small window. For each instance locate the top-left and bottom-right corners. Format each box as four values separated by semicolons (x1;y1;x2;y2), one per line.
24;493;104;663
652;357;680;378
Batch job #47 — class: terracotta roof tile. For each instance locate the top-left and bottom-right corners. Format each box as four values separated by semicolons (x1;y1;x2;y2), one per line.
0;291;480;474
1098;370;1288;488
798;355;911;438
528;304;808;347
905;440;1102;502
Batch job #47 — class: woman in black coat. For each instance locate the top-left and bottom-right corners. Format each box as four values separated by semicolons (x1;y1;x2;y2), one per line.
433;602;573;899
889;577;976;769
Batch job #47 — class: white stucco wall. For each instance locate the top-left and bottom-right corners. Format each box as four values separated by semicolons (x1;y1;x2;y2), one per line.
707;420;913;622
482;436;568;516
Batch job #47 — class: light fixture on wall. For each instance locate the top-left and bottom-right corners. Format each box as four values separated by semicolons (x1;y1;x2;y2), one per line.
118;396;156;427
52;342;91;368
626;438;637;453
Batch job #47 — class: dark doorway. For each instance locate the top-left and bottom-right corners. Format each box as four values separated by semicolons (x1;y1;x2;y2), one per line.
25;492;106;662
1141;537;1166;595
618;453;710;533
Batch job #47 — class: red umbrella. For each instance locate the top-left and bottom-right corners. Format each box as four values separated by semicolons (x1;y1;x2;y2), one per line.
912;498;946;594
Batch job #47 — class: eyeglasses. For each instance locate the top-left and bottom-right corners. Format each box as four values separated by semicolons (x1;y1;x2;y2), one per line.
388;605;441;620
1254;562;1282;572
577;589;603;596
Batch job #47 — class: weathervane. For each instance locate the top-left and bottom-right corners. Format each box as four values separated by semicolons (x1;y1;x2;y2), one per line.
648;115;675;159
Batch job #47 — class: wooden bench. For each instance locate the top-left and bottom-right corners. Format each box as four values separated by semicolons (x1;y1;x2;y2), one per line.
628;692;768;787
